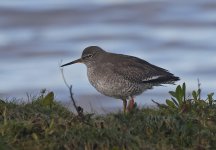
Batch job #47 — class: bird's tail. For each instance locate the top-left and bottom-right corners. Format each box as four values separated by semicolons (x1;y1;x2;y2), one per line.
142;75;180;84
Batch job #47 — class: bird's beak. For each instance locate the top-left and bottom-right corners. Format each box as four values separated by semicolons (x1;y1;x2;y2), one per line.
61;58;82;67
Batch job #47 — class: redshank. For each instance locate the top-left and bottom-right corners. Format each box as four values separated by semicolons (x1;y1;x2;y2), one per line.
61;46;180;113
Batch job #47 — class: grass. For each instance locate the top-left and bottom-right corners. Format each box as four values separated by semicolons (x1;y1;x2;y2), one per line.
0;83;216;150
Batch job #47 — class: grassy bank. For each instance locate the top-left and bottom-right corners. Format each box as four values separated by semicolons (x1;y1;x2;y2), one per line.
0;83;216;150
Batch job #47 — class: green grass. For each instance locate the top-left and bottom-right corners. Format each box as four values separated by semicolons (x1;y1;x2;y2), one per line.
0;83;216;150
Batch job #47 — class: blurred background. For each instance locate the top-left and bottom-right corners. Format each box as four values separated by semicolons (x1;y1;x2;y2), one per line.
0;0;216;113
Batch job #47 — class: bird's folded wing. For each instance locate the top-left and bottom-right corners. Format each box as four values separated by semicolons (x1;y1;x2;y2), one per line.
113;56;174;83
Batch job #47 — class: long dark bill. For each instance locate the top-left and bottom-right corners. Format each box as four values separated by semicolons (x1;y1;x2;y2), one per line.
61;58;82;67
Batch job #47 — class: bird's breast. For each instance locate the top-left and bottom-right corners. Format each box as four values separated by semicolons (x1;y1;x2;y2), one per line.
86;67;147;99
87;67;114;95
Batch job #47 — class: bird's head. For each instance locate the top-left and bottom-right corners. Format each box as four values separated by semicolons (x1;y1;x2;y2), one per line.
61;46;105;67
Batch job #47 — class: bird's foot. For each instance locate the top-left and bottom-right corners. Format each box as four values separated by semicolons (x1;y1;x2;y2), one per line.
127;97;135;112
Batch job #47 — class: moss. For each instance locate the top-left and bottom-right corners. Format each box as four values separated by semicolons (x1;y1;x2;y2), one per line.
0;85;215;150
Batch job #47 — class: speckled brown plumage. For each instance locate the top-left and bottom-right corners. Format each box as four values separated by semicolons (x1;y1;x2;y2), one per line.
61;46;180;113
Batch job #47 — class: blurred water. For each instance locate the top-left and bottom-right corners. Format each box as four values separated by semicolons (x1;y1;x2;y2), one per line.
0;0;216;113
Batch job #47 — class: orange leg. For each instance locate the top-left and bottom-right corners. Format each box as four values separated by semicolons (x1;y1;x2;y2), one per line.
127;96;135;112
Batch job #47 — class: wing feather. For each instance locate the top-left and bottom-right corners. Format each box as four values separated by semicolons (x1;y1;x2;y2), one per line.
111;54;178;84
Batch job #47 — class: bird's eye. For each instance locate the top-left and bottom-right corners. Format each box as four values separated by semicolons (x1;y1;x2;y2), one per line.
84;54;93;59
